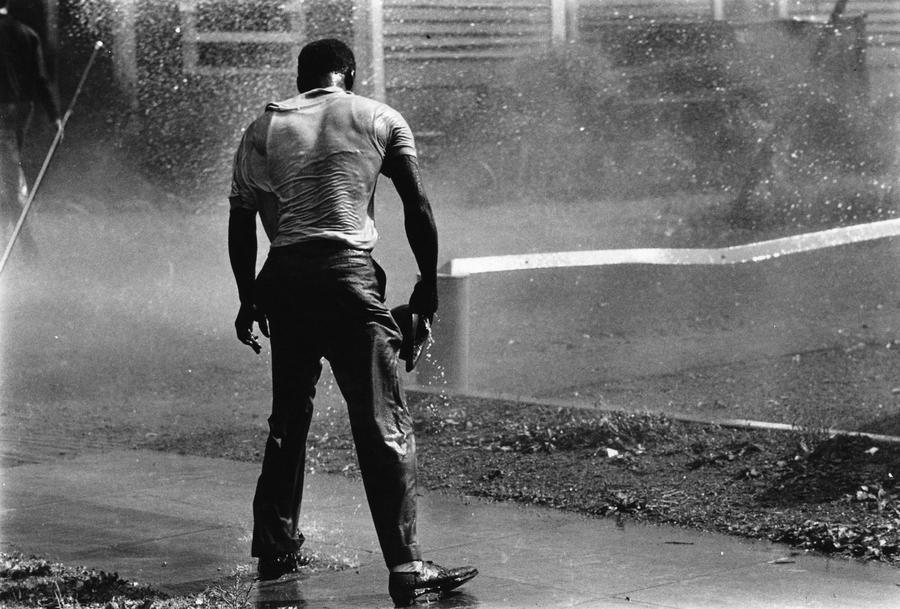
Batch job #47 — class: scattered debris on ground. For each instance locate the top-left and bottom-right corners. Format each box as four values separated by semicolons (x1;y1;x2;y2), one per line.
0;553;164;608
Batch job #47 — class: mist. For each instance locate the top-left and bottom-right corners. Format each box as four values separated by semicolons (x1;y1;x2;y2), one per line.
3;0;900;464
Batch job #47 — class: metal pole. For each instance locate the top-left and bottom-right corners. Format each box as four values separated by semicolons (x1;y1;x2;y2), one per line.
551;0;567;44
566;0;580;44
776;0;789;19
370;0;385;102
111;0;138;110
0;40;104;275
352;0;385;101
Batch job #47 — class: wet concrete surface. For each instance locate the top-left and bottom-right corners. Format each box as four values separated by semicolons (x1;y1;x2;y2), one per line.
2;449;899;608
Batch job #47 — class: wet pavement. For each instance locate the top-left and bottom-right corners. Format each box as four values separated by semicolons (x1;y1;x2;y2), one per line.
2;449;899;608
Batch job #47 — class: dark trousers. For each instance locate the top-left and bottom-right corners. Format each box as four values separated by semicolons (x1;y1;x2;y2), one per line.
0;102;35;252
251;242;421;568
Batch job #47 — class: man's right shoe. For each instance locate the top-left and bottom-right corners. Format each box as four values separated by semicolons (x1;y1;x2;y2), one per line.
388;561;478;606
257;552;302;581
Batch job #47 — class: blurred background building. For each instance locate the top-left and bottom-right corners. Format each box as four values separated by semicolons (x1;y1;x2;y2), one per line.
11;0;900;200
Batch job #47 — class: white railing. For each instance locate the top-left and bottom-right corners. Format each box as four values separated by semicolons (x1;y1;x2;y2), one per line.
422;218;900;391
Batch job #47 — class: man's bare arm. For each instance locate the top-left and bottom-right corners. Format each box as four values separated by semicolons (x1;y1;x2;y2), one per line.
228;205;258;303
387;155;438;317
228;203;268;352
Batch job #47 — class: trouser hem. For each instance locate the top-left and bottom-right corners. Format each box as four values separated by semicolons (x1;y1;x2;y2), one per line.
385;544;422;569
251;535;305;559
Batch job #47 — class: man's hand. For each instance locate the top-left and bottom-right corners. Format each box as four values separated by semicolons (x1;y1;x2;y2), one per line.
229;207;264;352
234;302;269;354
408;279;437;321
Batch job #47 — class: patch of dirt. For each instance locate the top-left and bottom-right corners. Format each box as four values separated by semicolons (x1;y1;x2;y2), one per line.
0;552;272;609
0;553;163;607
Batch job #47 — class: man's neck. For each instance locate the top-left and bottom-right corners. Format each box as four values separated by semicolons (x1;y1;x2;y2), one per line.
298;72;347;94
0;8;8;16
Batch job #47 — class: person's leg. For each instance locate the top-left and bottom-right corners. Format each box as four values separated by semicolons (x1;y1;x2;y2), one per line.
250;313;322;566
325;258;421;569
14;166;37;254
329;310;479;606
331;319;421;568
318;252;476;605
0;104;36;254
0;106;21;230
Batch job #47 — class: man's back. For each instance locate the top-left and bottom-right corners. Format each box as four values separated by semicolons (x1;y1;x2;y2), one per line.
234;87;415;250
1;13;40;101
0;11;56;115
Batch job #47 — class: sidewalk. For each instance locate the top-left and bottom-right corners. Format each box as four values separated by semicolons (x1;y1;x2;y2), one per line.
2;449;899;608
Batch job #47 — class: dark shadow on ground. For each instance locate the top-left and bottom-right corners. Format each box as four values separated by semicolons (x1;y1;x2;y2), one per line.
755;435;900;507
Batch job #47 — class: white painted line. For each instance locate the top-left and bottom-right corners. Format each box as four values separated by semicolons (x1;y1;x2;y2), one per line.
445;217;900;276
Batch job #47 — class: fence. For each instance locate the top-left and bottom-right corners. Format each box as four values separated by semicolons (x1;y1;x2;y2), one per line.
110;0;900;108
84;0;897;194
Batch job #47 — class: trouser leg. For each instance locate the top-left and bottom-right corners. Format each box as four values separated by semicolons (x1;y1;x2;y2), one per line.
0;118;21;228
329;321;421;568
14;167;37;253
0;108;36;254
251;319;321;558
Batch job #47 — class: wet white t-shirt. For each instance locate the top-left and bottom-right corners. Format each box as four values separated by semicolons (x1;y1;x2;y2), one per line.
230;87;417;250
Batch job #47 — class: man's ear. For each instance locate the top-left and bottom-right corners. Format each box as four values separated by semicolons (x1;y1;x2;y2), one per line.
346;69;355;91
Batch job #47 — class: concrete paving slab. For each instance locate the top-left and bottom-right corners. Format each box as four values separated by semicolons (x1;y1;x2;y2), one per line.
623;559;900;609
73;525;251;591
10;497;217;551
3;450;900;608
416;492;577;542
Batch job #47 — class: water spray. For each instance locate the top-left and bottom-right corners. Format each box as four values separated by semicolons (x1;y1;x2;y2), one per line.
0;40;105;275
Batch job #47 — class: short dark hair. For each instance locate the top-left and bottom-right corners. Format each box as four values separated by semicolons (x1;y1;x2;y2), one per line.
297;38;355;91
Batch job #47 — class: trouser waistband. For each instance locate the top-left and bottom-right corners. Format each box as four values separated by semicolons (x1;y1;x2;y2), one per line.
268;239;366;258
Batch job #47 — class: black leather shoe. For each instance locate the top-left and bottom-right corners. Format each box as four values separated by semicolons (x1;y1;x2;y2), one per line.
390;304;431;372
388;561;478;606
257;552;302;581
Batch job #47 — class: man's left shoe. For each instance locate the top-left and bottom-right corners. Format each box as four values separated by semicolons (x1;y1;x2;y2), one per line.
257;552;302;581
390;304;431;372
388;561;478;606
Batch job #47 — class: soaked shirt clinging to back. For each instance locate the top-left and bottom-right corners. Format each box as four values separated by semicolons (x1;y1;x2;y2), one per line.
230;86;416;249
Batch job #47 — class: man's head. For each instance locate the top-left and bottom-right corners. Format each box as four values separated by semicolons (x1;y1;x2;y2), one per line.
296;38;355;93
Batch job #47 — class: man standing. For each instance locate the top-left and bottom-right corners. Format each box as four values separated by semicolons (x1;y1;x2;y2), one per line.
228;39;477;606
0;0;61;253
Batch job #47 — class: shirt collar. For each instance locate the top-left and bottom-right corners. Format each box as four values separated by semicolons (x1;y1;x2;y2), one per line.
266;87;348;112
303;86;347;98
